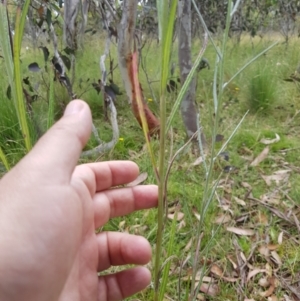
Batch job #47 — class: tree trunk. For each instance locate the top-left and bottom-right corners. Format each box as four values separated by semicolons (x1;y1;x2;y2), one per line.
117;0;160;135
178;0;205;145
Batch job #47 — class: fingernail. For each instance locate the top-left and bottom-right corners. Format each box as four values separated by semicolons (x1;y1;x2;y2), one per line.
64;101;84;116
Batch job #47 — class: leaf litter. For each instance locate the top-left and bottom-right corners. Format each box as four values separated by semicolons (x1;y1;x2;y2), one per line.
144;131;300;301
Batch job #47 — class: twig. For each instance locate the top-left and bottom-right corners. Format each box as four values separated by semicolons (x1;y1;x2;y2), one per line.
248;197;296;225
91;123;102;145
230;0;242;17
178;254;191;301
292;212;300;234
140;38;157;102
191;232;204;299
49;23;74;99
191;0;222;59
275;273;300;299
164;131;199;217
233;238;247;288
81;98;119;158
102;0;118;22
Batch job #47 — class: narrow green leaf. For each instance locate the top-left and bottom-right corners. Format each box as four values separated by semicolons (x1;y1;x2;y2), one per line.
159;213;178;301
166;45;206;133
160;0;178;95
0;3;15;101
47;74;55;129
0;146;10;171
13;7;32;151
18;0;31;49
155;2;178;301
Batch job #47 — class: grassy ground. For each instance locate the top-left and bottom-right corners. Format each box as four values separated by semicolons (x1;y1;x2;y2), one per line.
1;33;300;300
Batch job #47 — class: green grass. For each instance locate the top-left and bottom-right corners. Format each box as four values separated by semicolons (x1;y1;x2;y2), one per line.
247;63;279;113
1;32;300;299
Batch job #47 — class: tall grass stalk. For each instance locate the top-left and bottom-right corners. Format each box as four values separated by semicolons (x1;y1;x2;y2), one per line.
155;0;280;299
190;1;279;299
0;0;32;153
0;4;16;106
0;146;10;171
176;1;248;299
154;1;177;300
47;71;55;129
13;3;32;151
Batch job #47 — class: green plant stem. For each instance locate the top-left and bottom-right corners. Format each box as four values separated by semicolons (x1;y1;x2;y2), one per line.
47;73;55;129
0;146;10;171
191;1;234;300
166;33;208;133
0;4;13;89
154;1;177;301
13;7;32;151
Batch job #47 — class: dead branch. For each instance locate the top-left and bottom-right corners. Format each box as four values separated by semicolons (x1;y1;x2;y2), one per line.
81;98;119;158
81;17;119;158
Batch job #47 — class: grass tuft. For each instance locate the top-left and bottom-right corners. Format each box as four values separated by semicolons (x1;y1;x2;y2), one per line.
247;64;278;113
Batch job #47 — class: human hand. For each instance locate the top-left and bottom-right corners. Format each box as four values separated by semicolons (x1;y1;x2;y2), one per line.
0;100;158;301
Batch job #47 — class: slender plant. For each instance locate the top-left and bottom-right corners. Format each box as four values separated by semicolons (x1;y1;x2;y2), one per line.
0;0;32;155
0;146;10;171
153;1;279;300
154;1;178;301
47;72;55;129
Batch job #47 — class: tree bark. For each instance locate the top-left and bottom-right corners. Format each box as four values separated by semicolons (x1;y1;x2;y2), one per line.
117;0;159;135
178;0;205;145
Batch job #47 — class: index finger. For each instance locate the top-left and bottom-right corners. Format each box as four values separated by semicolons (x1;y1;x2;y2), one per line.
72;161;139;192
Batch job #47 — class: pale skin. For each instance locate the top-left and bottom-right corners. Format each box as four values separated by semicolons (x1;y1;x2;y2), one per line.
0;100;158;301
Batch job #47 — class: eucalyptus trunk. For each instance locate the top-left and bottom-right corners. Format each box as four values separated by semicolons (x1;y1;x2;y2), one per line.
178;0;205;144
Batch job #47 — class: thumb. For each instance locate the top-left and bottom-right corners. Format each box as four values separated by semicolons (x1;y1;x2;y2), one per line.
22;100;92;182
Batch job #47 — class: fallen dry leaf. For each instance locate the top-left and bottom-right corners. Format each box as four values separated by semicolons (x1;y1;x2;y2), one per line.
210;264;239;282
191;156;204;166
260;194;280;205
247;269;266;282
258;245;270;257
177;219;186;230
250;146;269;166
259;277;276;297
210;264;223;277
198;282;219;296
265;263;273;277
233;196;246;206
253;211;269;225
260;133;280;145
126;172;148;187
267;244;279;251
241;182;252;189
261;169;291;186
184;237;193;252
271;251;282;267
227;255;238;270
167;211;184;221
226;227;255;236
278;232;283;244
182;272;213;283
268;295;278;301
193;207;201;221
214;214;231;224
259;277;270;288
